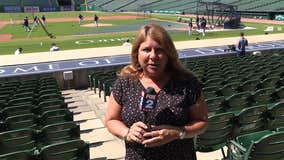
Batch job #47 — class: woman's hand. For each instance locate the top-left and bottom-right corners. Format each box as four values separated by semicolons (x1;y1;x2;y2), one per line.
142;125;180;147
126;121;149;144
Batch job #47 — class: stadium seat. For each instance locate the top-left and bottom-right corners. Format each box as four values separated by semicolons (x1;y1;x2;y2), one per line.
203;78;223;87
216;82;240;96
0;150;35;160
229;130;284;160
250;87;275;105
7;97;34;106
38;99;67;114
4;113;37;130
203;86;219;98
232;105;267;136
205;96;225;116
38;93;64;103
40;109;73;126
223;92;251;112
40;121;80;145
39;139;90;160
195;112;234;159
237;79;259;92
0;128;37;155
0;104;35;119
272;86;284;101
266;102;284;129
257;76;281;89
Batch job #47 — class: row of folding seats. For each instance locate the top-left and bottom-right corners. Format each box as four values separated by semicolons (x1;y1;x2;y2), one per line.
0;77;90;159
89;67;121;101
206;86;284;116
229;128;284;160
0;78;60;107
187;55;284;83
203;76;284;99
0;139;89;160
195;102;284;159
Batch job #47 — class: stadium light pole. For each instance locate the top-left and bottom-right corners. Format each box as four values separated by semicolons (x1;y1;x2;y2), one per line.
196;0;199;16
85;0;88;11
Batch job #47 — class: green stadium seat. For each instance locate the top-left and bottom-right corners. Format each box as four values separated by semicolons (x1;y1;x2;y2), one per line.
205;96;225;116
38;99;67;114
40;109;73;126
7;97;34;106
40;121;80;145
195;112;234;159
266;102;284;129
0;150;35;160
233;105;267;136
39;139;89;160
0;128;37;155
229;130;284;160
0;104;35;119
237;79;259;92
257;76;281;89
203;86;219;99
223;92;251;112
5;113;37;130
216;82;240;96
272;86;284;101
250;87;275;105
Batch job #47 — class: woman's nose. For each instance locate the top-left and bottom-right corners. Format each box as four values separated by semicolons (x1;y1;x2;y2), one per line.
149;49;157;59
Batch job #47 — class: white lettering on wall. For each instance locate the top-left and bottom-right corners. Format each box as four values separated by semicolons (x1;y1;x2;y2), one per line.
13;66;39;73
78;61;100;66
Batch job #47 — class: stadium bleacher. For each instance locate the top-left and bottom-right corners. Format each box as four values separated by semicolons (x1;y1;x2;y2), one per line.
87;52;284;159
0;77;90;160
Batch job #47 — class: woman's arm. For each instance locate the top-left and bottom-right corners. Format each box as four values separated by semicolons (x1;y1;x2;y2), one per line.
105;93;148;143
183;94;208;138
105;93;129;139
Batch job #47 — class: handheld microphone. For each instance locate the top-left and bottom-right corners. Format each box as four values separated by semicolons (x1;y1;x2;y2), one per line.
139;87;157;112
139;87;157;131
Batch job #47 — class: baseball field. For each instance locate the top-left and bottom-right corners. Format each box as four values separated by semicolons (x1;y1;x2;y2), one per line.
0;11;284;55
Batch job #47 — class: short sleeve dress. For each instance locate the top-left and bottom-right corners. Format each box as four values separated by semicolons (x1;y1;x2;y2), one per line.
112;75;202;160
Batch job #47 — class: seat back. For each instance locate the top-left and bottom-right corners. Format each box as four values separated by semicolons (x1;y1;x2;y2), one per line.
5;113;37;130
40;109;73;126
205;96;225;116
224;92;251;112
195;112;234;152
41;121;80;144
0;128;37;154
250;131;284;160
0;150;34;160
268;102;284;129
40;139;89;160
234;105;267;136
251;87;275;105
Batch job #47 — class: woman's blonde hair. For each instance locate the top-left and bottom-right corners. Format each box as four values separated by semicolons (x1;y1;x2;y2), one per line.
119;24;192;80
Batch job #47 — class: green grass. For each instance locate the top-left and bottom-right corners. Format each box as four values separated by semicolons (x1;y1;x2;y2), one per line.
0;11;284;55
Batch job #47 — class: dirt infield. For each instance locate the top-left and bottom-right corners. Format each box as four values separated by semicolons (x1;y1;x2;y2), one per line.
0;15;139;41
81;23;112;27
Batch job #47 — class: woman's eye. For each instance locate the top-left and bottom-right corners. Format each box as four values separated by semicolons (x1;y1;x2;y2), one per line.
143;48;151;52
155;48;164;53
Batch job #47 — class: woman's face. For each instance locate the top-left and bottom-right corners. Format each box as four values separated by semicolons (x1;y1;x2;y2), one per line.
138;36;168;78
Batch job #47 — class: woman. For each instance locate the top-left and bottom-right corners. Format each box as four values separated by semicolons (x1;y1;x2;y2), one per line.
105;24;208;160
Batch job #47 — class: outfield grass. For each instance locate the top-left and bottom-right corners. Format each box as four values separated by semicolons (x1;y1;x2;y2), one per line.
0;11;284;55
